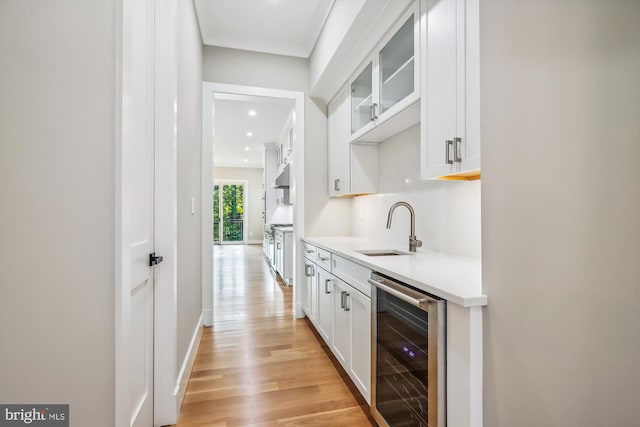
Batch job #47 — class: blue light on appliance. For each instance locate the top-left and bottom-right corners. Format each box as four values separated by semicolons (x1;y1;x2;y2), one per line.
402;345;416;359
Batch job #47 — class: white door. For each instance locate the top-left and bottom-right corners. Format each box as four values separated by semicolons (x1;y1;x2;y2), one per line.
328;87;350;197
316;269;334;344
348;289;371;404
422;0;460;178
117;0;156;425
332;279;350;368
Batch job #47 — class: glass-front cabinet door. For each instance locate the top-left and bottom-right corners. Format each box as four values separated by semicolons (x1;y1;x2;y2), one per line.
350;61;374;136
379;14;415;115
348;1;420;143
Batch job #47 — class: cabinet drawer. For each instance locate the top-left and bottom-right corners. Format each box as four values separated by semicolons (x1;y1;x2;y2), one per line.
316;247;332;272
303;242;317;261
332;254;371;297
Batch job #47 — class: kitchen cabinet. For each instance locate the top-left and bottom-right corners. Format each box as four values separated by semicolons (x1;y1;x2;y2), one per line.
349;1;421;144
346;285;371;403
331;275;371;404
316;267;334;344
300;240;372;404
315;247;333;272
331;278;350;368
278;111;294;169
274;228;293;285
263;144;279;222
302;259;317;322
421;0;480;179
263;229;274;266
328;85;378;197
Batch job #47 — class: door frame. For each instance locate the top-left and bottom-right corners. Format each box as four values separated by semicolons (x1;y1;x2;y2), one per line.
202;82;306;326
213;179;249;245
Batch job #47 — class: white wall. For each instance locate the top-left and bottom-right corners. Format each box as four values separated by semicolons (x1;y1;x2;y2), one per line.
0;1;116;426
481;1;640;425
176;0;204;380
214;167;265;242
352;125;481;259
202;46;352;237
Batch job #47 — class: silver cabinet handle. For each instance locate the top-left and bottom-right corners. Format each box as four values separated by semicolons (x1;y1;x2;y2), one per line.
305;249;314;254
370;104;375;121
304;264;315;277
334;178;340;191
319;256;329;262
454;137;462;162
446;140;454;165
373;102;378;120
325;279;332;294
340;291;345;309
277;243;281;249
344;293;350;311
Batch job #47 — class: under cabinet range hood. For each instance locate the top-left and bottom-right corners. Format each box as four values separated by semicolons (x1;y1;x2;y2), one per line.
273;163;290;188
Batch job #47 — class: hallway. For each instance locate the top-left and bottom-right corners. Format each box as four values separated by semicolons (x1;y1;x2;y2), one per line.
176;245;374;426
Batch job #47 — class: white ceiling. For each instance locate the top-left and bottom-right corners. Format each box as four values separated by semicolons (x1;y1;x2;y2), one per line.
193;0;335;58
213;93;294;168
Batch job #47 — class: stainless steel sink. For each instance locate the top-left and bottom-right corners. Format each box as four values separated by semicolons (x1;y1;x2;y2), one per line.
356;249;414;257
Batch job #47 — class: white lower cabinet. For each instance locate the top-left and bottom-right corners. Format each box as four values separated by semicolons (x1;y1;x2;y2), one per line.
302;259;317;322
316;267;334;344
301;241;372;404
331;273;372;404
332;278;351;368
347;287;371;403
275;229;293;284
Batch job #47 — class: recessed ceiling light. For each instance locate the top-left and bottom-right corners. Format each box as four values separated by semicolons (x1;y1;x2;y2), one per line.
248;110;257;117
244;146;250;151
246;132;253;137
243;158;248;162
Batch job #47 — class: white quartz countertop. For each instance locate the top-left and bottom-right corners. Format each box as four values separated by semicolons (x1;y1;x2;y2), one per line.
301;236;486;307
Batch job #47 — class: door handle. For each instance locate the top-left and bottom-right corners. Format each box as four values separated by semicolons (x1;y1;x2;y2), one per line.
454;137;462;162
149;252;163;266
325;279;332;294
446;140;454;165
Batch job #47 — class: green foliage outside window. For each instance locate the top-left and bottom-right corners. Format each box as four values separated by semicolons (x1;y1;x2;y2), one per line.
213;184;244;242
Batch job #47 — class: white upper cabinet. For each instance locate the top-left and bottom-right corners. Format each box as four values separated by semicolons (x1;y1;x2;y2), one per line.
328;87;351;197
328;85;378;197
349;1;421;143
379;12;417;116
350;61;375;138
421;0;480;179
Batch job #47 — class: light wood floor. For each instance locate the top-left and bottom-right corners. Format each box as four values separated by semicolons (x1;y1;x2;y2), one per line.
176;244;375;427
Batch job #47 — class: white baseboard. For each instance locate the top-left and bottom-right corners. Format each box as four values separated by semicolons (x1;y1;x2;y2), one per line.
246;240;262;245
174;312;204;412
